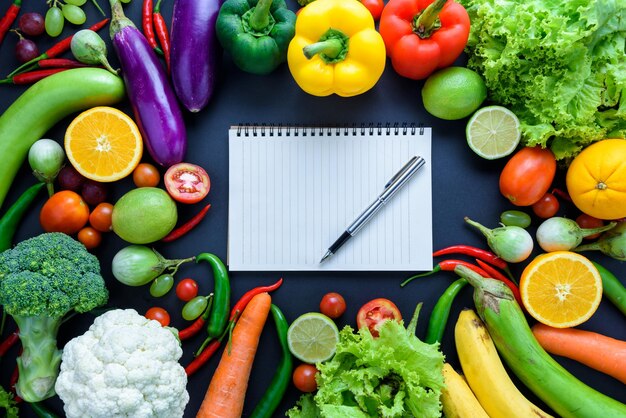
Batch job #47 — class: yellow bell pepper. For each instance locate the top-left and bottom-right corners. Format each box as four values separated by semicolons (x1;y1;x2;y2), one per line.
287;0;386;97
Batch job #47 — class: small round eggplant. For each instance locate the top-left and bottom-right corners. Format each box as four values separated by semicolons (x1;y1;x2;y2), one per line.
109;0;186;167
170;0;222;112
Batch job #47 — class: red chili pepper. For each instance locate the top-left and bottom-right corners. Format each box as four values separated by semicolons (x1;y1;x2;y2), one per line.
7;18;110;78
162;204;211;242
551;187;572;202
10;346;22;402
185;339;221;376
153;0;170;73
401;260;489;287
37;58;90;69
0;0;21;47
433;244;509;270
142;0;162;54
0;68;69;85
0;330;19;357
475;259;524;307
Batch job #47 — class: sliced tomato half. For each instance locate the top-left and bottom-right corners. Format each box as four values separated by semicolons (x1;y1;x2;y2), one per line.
164;163;210;204
356;298;402;338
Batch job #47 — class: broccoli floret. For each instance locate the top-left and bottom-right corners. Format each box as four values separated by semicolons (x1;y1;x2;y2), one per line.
0;232;109;402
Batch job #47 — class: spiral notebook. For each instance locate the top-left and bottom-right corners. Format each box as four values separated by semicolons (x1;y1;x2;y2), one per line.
227;124;433;271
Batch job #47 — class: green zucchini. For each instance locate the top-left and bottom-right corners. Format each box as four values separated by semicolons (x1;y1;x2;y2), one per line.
455;265;626;418
0;68;126;209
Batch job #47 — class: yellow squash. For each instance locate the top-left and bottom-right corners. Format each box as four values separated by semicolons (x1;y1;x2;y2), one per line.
287;0;385;97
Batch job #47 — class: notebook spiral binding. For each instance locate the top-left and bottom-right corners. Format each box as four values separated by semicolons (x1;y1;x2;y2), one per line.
235;122;425;137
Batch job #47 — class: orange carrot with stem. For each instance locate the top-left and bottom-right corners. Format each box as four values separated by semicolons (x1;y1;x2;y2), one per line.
196;292;272;418
531;323;626;384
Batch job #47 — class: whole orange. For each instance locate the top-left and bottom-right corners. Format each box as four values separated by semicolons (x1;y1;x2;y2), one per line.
566;139;626;220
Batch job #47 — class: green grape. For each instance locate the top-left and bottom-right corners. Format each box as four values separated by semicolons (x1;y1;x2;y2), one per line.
45;6;64;37
120;0;132;3
61;4;87;25
64;0;88;5
149;274;174;297
182;296;209;321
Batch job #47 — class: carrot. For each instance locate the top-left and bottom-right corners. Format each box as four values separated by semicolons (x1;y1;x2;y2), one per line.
532;323;626;384
196;292;272;418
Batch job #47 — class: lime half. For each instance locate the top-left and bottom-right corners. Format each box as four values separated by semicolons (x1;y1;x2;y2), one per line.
287;312;339;363
466;106;521;159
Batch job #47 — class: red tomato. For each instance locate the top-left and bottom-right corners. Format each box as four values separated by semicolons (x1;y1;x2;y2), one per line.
145;307;170;326
360;0;383;20
499;147;556;206
40;190;90;234
292;364;318;393
176;278;199;302
320;292;346;319
89;202;113;232
164;163;210;204
356;298;402;338
133;163;161;188
532;193;560;219
77;226;102;250
576;214;604;240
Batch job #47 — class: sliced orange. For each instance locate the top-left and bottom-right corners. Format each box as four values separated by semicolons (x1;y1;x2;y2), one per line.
65;106;143;182
520;251;602;328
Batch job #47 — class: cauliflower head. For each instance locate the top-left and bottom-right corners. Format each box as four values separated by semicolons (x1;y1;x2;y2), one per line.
55;309;189;418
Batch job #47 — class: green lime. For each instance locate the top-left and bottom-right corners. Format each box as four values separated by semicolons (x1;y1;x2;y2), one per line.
112;187;178;244
421;67;487;120
287;312;339;363
466;106;521;159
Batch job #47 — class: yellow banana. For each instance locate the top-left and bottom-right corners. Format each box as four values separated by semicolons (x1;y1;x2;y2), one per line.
441;362;490;418
454;309;553;418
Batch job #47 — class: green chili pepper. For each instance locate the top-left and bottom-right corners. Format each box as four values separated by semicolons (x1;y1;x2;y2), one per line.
196;253;231;339
215;0;296;75
29;402;61;418
592;261;626;316
0;182;44;252
424;278;468;344
250;304;292;418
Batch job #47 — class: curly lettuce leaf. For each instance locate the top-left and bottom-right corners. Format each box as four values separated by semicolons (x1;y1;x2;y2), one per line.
460;0;626;159
0;386;19;418
287;319;445;418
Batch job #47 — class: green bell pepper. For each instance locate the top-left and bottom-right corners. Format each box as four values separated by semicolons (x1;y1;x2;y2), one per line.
216;0;296;75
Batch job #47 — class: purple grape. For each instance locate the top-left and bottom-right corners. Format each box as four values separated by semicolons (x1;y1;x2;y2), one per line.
15;37;39;63
57;165;86;192
81;180;109;206
19;12;45;37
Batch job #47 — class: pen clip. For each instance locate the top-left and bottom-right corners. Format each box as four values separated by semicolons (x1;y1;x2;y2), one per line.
384;156;419;189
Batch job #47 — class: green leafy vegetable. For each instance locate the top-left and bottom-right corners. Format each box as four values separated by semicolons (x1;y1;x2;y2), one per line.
459;0;626;160
287;305;445;418
0;386;19;418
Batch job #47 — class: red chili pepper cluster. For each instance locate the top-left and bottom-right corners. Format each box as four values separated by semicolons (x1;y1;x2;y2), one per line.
0;0;21;48
142;0;170;72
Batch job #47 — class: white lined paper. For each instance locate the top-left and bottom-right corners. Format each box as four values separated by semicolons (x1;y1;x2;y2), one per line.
228;126;433;271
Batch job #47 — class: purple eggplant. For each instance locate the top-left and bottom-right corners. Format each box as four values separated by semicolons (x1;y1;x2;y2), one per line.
108;0;186;167
170;0;222;112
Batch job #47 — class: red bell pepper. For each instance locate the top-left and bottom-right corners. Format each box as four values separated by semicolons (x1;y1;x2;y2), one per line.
379;0;470;80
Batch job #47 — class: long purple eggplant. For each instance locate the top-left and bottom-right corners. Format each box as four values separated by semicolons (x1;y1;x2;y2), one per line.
108;0;186;167
170;0;222;112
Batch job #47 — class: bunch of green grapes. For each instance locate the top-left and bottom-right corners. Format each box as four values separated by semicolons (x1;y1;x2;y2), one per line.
45;0;119;37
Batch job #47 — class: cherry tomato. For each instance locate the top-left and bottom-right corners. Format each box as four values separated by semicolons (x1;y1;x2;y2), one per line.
532;193;560;219
360;0;383;20
150;274;175;297
89;202;113;232
145;307;170;326
356;298;402;338
292;364;318;393
77;226;102;249
320;292;346;319
164;163;210;204
576;214;605;240
499;147;556;206
133;163;161;187
176;278;199;302
40;190;90;234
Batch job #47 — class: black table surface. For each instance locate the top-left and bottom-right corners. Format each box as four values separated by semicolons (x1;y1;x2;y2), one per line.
1;1;625;417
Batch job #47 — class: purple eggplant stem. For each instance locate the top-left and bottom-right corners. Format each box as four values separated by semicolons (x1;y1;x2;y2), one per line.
109;0;187;167
170;0;222;112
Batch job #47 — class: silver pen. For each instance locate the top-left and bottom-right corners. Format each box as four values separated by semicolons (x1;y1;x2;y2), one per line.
320;155;426;263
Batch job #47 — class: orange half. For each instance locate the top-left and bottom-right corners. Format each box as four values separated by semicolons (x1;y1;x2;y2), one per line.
65;106;143;182
520;251;602;328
